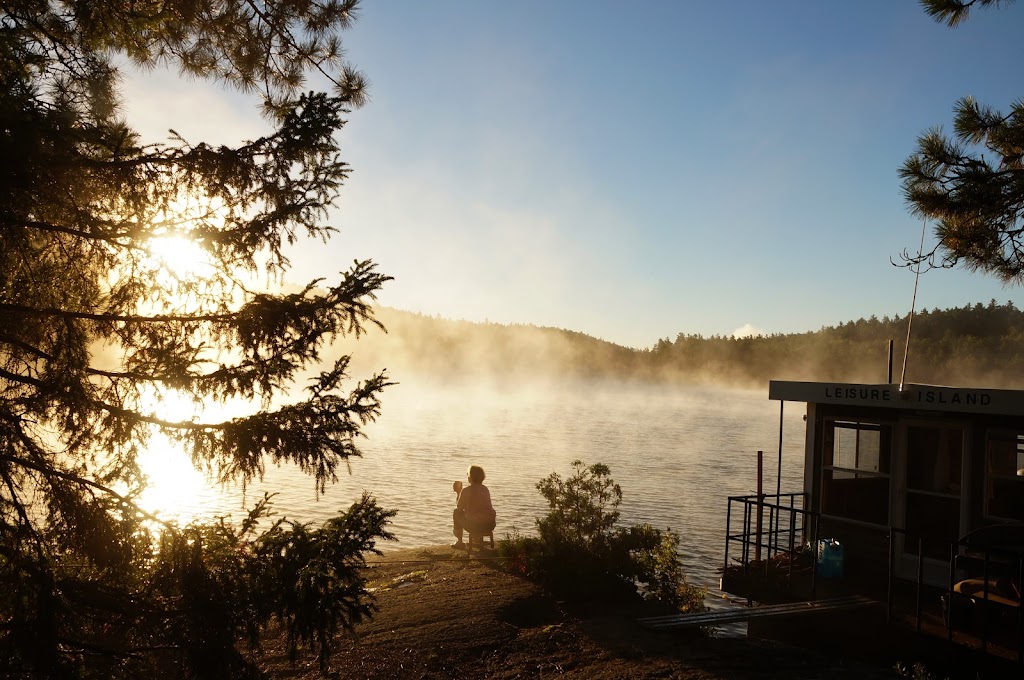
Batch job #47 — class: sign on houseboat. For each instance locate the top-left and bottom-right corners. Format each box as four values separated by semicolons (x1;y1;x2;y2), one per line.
768;381;1024;416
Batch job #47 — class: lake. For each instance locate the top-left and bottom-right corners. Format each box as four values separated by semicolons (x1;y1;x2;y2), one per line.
140;379;808;594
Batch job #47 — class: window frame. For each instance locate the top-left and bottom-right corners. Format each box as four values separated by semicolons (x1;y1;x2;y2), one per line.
983;428;1024;522
820;418;892;526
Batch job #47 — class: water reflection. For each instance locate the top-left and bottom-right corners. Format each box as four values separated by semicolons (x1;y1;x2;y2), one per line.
136;433;216;524
134;380;807;598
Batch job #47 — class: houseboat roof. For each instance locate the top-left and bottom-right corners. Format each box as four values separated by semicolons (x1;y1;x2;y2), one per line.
768;380;1024;417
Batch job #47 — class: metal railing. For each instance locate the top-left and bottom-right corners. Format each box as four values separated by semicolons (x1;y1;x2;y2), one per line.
886;526;1024;664
722;498;1023;665
723;492;818;600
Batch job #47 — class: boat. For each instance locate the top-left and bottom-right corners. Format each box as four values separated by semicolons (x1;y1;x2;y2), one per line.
719;380;1024;668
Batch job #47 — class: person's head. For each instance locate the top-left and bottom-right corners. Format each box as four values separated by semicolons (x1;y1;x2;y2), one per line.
467;465;485;485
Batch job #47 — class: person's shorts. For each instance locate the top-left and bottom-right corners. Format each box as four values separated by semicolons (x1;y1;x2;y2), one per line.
455;509;496;533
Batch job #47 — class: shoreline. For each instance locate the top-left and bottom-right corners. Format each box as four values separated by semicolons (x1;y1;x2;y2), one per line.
256;545;901;679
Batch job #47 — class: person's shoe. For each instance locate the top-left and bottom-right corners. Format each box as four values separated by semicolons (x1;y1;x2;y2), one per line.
451;541;466;550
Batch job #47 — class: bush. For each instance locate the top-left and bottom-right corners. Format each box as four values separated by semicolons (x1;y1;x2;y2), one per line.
501;460;705;613
0;493;395;678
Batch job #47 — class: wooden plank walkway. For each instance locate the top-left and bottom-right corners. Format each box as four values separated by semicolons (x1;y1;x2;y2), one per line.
638;595;878;630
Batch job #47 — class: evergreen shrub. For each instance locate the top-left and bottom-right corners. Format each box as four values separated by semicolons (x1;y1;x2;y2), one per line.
500;460;706;614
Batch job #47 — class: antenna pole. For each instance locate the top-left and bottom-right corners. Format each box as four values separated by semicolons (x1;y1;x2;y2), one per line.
887;339;893;383
900;219;928;391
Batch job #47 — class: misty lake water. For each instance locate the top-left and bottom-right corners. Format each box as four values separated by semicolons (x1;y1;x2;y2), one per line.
145;380;808;598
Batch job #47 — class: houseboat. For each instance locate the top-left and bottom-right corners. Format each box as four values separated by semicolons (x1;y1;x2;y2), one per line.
787;381;1019;579
719;380;1024;668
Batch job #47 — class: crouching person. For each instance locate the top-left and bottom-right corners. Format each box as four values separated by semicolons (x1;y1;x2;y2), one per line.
452;464;496;550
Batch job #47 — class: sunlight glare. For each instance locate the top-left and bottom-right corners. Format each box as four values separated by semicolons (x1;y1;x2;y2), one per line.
136;432;211;524
133;388;234;525
146;235;211;280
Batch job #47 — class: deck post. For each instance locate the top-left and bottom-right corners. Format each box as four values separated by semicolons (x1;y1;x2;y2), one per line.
981;551;990;653
887;527;894;625
787;505;796;585
772;402;783;562
756;451;763;564
916;537;924;633
742;500;752;575
763;504;771;588
947;542;955;643
723;498;732;578
810;513;819;601
1017;556;1022;664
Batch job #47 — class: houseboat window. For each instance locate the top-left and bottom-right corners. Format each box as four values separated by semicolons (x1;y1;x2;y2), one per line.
821;420;891;525
905;425;963;560
985;431;1024;521
906;427;962;495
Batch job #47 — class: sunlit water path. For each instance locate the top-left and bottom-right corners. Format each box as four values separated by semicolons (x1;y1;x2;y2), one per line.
142;381;807;601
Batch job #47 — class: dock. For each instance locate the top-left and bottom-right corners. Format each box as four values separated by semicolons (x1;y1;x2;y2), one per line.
638;595;878;630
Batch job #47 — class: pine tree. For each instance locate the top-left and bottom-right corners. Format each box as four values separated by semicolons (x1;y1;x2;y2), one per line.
901;0;1024;281
0;1;394;677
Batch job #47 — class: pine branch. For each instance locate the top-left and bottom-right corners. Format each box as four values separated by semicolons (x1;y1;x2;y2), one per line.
0;302;232;324
919;0;1012;27
10;219;147;249
0;452;172;530
0;366;43;389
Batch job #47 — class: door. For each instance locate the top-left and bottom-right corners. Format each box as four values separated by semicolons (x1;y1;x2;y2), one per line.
895;421;969;582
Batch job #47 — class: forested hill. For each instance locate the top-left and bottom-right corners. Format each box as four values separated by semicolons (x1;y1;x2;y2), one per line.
336;307;644;383
334;302;1024;389
651;300;1024;388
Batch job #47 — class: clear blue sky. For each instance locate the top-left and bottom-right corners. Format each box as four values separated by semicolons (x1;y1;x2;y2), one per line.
123;1;1024;348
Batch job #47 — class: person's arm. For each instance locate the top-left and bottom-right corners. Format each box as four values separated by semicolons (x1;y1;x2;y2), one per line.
456;485;470;511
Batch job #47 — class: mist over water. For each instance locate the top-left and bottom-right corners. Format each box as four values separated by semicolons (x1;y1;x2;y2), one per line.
154;380;807;594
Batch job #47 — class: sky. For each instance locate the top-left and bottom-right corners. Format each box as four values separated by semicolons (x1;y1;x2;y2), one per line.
121;1;1024;349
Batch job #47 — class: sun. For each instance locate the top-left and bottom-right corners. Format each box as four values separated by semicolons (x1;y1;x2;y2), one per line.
145;234;211;280
141;191;229;282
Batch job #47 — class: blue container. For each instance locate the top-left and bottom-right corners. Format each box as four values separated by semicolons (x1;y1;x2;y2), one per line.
816;539;845;579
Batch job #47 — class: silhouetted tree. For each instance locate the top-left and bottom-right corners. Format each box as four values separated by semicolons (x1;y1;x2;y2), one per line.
0;1;394;677
901;0;1024;281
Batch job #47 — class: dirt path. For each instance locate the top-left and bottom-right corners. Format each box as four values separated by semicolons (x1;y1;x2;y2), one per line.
258;546;899;679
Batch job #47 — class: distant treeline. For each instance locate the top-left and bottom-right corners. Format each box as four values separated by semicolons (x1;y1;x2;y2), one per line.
333;301;1024;389
651;300;1024;388
337;308;644;384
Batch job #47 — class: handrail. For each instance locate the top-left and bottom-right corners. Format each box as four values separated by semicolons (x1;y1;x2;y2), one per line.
723;493;814;603
723;495;1023;664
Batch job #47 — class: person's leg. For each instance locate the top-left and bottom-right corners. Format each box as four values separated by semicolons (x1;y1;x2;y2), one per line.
452;509;466;547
